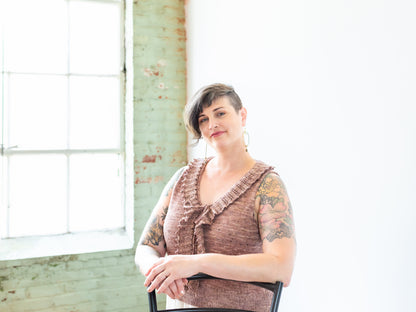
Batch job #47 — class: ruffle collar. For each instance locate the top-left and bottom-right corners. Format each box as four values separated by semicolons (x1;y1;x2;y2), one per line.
174;157;273;255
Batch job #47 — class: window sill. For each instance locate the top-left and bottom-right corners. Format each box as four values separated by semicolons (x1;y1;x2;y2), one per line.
0;229;134;261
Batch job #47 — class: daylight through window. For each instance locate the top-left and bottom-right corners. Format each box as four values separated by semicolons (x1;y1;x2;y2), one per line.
0;0;126;239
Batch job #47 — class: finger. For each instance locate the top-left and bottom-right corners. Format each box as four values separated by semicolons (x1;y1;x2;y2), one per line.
176;280;185;297
156;274;176;295
164;286;175;299
166;279;180;299
147;271;170;293
153;282;175;299
144;265;165;287
145;258;165;276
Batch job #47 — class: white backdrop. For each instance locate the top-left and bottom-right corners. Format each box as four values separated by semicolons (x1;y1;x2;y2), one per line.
185;1;416;311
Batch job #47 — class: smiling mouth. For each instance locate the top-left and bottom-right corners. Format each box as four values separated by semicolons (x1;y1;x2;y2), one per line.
211;131;225;138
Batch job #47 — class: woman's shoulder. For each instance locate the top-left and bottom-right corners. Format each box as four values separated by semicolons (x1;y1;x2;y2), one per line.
172;165;187;179
254;158;274;168
170;159;204;189
252;160;282;190
251;159;278;176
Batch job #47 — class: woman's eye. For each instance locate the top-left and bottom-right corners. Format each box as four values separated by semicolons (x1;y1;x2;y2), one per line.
217;112;225;117
199;118;208;124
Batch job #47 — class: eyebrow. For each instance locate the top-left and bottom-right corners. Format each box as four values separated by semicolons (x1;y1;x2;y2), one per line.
198;106;224;118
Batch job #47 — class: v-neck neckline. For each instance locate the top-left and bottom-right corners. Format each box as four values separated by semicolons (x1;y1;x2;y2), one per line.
195;157;259;207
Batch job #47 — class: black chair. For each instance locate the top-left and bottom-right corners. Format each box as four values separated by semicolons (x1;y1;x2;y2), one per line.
148;273;284;312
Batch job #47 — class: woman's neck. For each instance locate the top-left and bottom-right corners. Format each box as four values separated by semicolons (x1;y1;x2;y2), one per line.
209;147;255;174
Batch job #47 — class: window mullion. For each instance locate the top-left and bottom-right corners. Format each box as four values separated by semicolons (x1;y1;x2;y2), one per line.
4;71;11;238
66;0;71;234
5;150;10;238
0;19;5;237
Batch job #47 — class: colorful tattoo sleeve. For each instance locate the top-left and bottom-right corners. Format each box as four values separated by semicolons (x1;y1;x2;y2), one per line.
256;173;295;242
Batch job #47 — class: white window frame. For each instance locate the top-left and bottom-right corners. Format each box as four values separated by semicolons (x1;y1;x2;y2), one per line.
0;0;134;261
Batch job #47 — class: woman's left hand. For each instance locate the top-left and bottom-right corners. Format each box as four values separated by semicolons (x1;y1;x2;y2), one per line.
144;255;200;296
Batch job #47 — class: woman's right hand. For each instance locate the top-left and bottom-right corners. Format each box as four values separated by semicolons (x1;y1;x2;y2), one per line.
144;254;199;298
160;278;188;299
137;246;189;299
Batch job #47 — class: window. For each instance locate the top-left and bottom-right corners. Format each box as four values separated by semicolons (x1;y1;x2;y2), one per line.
0;0;127;246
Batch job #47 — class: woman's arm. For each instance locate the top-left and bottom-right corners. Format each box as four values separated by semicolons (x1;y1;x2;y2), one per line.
255;172;296;285
144;172;296;293
135;167;186;297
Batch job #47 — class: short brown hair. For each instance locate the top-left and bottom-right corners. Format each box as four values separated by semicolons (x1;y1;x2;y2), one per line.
183;83;243;140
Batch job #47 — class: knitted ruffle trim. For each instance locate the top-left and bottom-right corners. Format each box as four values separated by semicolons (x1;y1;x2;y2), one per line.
174;157;274;256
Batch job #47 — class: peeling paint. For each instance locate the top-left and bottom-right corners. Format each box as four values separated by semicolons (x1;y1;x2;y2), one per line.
134;176;164;184
157;59;167;67
135;177;149;184
175;28;186;36
142;155;162;163
143;68;154;77
144;66;163;77
170;150;183;164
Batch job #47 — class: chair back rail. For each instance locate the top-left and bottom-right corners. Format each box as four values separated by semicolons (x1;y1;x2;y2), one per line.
147;273;283;312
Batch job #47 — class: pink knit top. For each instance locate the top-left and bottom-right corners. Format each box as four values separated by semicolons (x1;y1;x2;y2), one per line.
164;157;276;311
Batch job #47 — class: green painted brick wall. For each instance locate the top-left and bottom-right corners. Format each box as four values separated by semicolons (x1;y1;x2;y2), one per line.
0;0;187;311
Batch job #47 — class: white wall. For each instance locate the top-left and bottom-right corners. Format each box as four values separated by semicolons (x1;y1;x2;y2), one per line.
186;1;416;311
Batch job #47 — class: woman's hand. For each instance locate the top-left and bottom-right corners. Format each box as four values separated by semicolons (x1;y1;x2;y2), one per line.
144;255;200;298
152;277;188;299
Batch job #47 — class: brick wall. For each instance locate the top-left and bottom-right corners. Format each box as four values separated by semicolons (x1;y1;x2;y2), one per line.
0;0;187;311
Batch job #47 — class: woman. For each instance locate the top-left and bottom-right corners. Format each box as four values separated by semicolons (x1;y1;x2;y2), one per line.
135;83;296;311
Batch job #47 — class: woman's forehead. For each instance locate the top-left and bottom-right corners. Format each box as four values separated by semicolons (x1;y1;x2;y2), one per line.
200;96;232;114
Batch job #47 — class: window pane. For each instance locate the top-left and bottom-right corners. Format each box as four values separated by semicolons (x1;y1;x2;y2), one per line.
69;153;123;232
69;1;121;75
0;158;6;238
9;74;67;149
1;10;3;140
3;0;67;73
69;76;120;149
0;73;3;145
9;154;67;237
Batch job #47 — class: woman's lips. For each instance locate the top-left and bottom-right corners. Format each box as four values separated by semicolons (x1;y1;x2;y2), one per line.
211;131;225;138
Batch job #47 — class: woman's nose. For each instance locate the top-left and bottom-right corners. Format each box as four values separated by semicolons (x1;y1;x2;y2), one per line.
208;120;217;130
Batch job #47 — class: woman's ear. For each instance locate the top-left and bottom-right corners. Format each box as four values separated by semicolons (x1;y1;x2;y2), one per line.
240;107;247;127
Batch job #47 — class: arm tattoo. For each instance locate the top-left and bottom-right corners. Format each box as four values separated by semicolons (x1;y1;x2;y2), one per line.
140;205;168;246
256;173;295;242
139;167;185;247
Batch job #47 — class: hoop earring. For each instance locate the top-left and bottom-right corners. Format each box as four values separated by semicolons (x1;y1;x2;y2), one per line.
204;140;208;160
243;128;250;152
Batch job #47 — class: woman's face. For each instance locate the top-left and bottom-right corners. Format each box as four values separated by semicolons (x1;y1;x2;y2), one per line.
198;96;247;151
